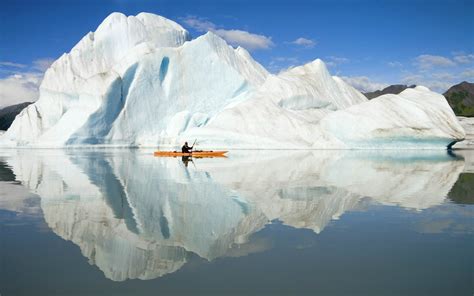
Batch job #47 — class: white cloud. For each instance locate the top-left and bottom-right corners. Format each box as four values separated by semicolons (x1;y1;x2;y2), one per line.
179;15;215;32
290;37;316;48
401;74;452;93
214;29;273;50
0;57;55;108
0;72;42;108
0;61;27;69
32;58;55;72
401;74;423;85
460;69;474;80
425;81;453;93
325;56;349;67
273;57;300;63
414;54;456;69
396;53;474;92
340;76;388;93
453;53;474;64
432;72;456;80
388;61;402;67
268;56;300;73
179;15;273;51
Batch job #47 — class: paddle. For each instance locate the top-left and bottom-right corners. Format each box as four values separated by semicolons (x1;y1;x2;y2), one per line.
192;139;197;149
190;157;197;169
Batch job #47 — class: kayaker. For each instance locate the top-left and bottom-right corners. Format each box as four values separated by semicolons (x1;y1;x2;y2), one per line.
181;142;193;153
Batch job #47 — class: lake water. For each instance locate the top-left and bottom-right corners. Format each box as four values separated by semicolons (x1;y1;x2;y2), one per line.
0;149;472;295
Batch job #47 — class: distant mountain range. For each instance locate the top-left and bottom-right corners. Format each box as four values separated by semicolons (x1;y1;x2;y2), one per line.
364;84;416;99
443;81;474;117
0;102;32;131
364;81;473;117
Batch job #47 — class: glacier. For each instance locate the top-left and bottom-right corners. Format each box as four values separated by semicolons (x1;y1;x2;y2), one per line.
0;12;465;148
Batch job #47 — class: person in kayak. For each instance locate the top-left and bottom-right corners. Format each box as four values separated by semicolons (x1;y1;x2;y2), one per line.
181;142;194;153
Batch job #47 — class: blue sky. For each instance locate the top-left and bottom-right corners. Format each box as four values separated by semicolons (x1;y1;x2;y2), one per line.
0;0;473;106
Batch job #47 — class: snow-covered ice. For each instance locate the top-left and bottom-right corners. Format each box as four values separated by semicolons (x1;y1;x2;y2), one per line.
0;12;465;149
319;86;465;148
452;116;474;149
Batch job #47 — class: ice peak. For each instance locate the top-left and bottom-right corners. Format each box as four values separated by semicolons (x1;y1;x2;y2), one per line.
200;31;227;45
135;12;189;33
281;58;331;78
99;12;127;26
235;46;252;58
414;85;430;92
193;31;246;58
97;12;188;34
304;58;330;73
190;32;234;54
188;31;268;86
92;12;190;47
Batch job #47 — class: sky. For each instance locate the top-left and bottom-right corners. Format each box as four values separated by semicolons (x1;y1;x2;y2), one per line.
0;0;473;107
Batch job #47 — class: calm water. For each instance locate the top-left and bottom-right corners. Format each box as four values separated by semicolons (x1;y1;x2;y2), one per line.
0;149;472;296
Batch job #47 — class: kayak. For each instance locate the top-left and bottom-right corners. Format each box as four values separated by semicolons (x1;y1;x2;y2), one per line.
153;150;228;157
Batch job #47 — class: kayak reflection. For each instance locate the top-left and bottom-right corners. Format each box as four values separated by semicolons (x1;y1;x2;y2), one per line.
181;156;192;167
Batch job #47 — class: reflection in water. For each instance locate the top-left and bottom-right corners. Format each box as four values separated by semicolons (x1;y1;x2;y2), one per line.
0;159;16;182
1;149;468;281
181;156;192;167
448;173;474;204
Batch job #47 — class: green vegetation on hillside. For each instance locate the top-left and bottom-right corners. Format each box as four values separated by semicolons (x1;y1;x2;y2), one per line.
448;173;474;205
446;91;474;117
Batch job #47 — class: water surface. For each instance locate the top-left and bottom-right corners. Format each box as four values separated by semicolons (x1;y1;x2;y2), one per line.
0;149;472;295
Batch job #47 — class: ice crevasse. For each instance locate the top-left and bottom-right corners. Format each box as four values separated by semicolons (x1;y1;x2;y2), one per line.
0;12;465;148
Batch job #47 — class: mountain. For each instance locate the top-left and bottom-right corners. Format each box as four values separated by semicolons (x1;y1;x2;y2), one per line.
443;81;474;117
0;102;33;131
364;84;416;99
0;12;465;149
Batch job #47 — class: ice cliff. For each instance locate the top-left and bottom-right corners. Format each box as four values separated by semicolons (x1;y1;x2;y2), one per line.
0;12;465;148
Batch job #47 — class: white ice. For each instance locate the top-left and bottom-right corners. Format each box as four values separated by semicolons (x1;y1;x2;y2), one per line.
0;12;465;149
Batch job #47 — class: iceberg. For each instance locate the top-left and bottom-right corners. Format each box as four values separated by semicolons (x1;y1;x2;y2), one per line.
319;86;465;148
0;12;465;148
453;116;474;149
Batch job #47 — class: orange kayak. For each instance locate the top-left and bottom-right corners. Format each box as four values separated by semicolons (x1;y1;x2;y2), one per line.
153;150;228;157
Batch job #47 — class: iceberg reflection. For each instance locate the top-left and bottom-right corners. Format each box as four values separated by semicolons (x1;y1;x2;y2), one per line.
4;149;465;281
